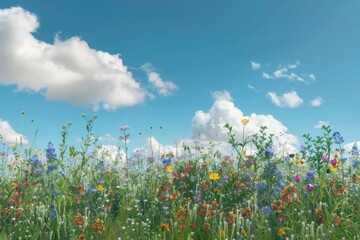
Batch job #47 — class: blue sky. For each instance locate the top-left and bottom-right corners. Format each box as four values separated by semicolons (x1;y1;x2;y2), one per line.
0;1;360;154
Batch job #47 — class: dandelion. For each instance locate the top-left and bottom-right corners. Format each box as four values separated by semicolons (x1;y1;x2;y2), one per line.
209;172;220;181
160;224;170;231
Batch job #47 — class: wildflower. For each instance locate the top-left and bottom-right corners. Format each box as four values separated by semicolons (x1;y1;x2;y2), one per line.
161;156;172;166
322;156;329;162
261;206;271;216
209;172;220;181
46;141;57;163
96;184;104;191
333;132;344;144
160;223;170;231
265;145;274;158
294;174;301;183
46;164;58;174
278;228;286;236
119;125;129;131
353;160;360;168
306;184;314;192
165;165;173;173
214;189;220;194
305;169;315;182
241;118;249;125
352;143;359;156
333;217;340;226
220;230;225;236
329;164;338;172
29;155;42;167
331;158;337;166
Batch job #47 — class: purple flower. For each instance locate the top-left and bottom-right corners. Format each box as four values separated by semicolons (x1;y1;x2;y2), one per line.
322;156;329;163
294;174;301;183
331;158;337;166
306;184;314;192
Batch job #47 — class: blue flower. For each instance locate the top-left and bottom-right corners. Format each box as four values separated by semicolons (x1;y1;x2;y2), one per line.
161;156;172;166
47;164;58;174
50;209;57;218
278;181;286;188
29;155;42;167
341;158;347;163
264;145;274;158
353;160;360;168
284;156;291;163
275;171;283;179
333;132;344;144
46;141;57;163
52;189;59;196
256;182;267;190
352;143;359;156
261;206;271;216
305;168;315;182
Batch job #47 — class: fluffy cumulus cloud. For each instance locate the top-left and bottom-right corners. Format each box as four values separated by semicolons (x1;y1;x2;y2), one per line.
267;91;304;108
141;63;177;96
250;61;261;70
188;90;299;154
0;7;149;110
310;97;323;107
0;119;28;144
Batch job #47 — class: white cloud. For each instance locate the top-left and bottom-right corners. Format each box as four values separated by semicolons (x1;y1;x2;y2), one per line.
273;68;289;78
310;97;323;107
0;7;147;110
189;90;298;154
267;91;304;108
250;61;261;70
261;61;315;84
0;119;28;144
247;83;255;90
145;136;177;158
314;120;330;129
141;63;177;96
98;133;117;143
262;72;274;79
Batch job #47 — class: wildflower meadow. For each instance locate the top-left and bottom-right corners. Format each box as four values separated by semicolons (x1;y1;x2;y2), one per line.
1;114;360;240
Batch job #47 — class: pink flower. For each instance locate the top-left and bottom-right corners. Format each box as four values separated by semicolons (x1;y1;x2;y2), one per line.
331;158;337;166
306;184;314;192
322;156;329;162
294;175;301;183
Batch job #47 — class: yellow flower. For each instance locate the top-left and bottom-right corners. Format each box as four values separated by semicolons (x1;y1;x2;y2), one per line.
334;152;340;158
278;228;286;236
9;143;16;148
241;118;249;125
329;164;338;172
165;165;173;173
96;184;104;191
220;230;225;236
209;172;220;181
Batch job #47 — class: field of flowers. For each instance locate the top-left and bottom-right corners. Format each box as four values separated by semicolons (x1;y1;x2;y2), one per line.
0;115;360;240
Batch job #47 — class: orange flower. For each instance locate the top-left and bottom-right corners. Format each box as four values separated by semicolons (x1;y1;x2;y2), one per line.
160;223;170;231
278;228;286;236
